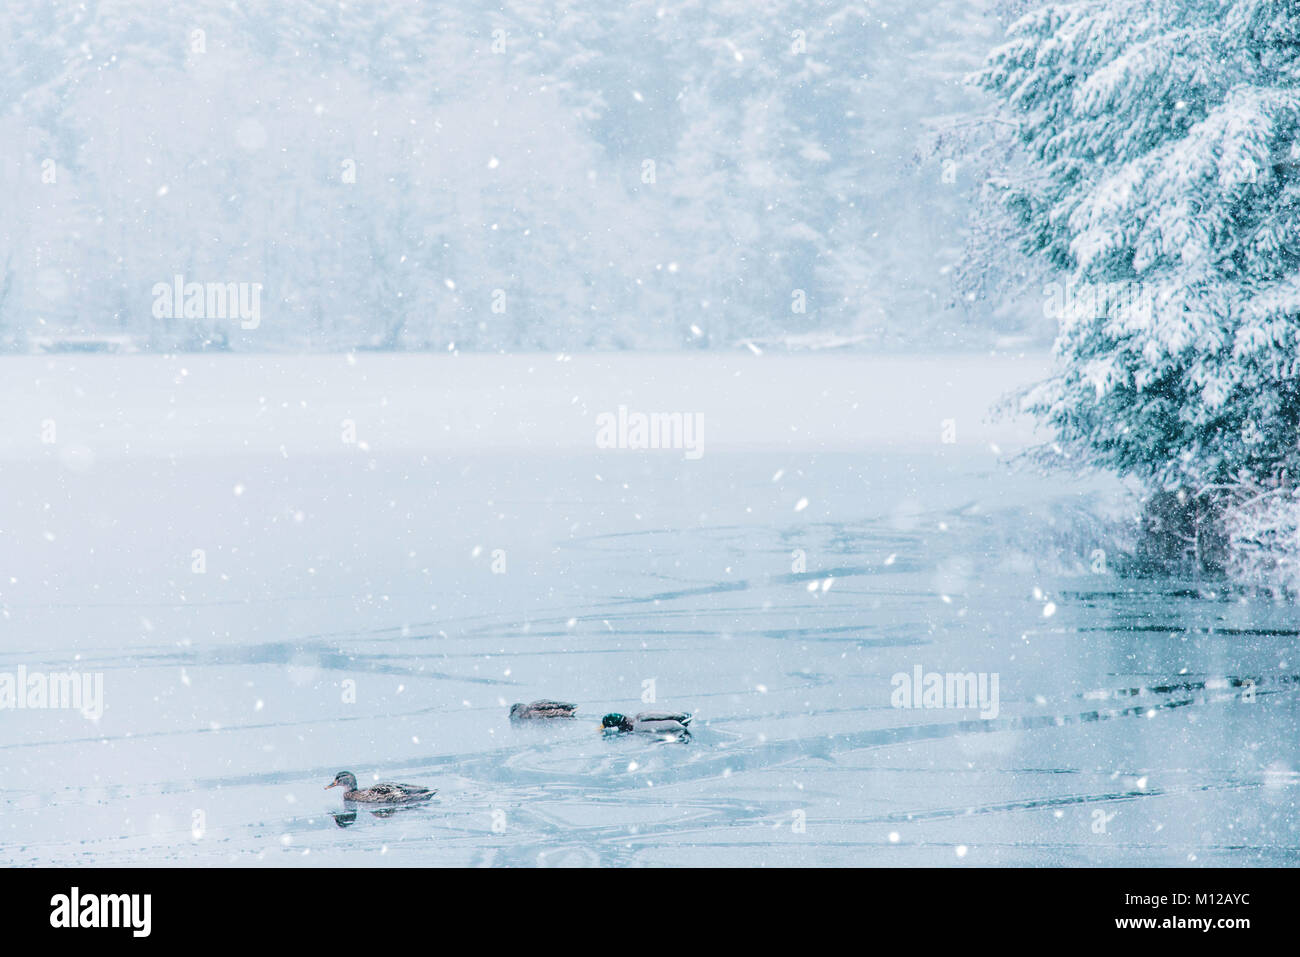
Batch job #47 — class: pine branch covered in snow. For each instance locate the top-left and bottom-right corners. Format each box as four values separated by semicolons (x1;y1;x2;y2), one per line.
1223;484;1300;592
975;0;1300;576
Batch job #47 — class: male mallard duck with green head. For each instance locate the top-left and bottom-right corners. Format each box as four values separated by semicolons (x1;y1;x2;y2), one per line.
324;771;436;804
600;711;692;736
509;699;578;720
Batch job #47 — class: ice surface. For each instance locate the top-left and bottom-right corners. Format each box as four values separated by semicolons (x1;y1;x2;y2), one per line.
1;355;1296;866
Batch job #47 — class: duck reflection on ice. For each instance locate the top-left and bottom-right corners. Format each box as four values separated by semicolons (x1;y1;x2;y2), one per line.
330;806;416;828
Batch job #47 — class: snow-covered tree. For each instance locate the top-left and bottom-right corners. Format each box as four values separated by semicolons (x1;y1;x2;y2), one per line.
977;0;1300;580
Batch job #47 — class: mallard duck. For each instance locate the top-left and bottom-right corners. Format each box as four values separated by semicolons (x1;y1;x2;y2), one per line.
509;699;578;720
324;771;436;804
599;711;692;735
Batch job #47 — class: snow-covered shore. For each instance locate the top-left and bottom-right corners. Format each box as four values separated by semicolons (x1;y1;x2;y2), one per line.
0;352;1050;460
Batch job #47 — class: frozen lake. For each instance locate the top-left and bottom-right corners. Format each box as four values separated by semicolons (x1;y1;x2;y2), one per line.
1;354;1297;866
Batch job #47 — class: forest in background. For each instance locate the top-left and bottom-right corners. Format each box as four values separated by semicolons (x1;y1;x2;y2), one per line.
0;0;1043;353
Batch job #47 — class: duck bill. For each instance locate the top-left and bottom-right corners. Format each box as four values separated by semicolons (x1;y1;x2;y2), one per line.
324;782;339;790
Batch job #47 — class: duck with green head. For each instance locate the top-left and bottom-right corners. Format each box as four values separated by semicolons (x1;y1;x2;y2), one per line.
324;771;436;804
599;711;692;736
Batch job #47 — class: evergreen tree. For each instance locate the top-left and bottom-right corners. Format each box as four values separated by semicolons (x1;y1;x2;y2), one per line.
977;0;1300;578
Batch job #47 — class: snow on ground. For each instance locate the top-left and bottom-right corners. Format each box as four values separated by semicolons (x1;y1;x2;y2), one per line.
0;352;1048;458
1;354;1296;866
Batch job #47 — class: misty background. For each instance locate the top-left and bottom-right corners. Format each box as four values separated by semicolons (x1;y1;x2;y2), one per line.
0;0;1044;354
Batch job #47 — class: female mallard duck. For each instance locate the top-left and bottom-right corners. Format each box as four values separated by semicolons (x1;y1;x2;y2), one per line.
600;711;692;735
324;771;436;804
509;699;578;720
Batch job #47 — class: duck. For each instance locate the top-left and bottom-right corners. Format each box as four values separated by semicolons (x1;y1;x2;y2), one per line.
324;771;436;804
509;699;578;720
599;711;692;736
